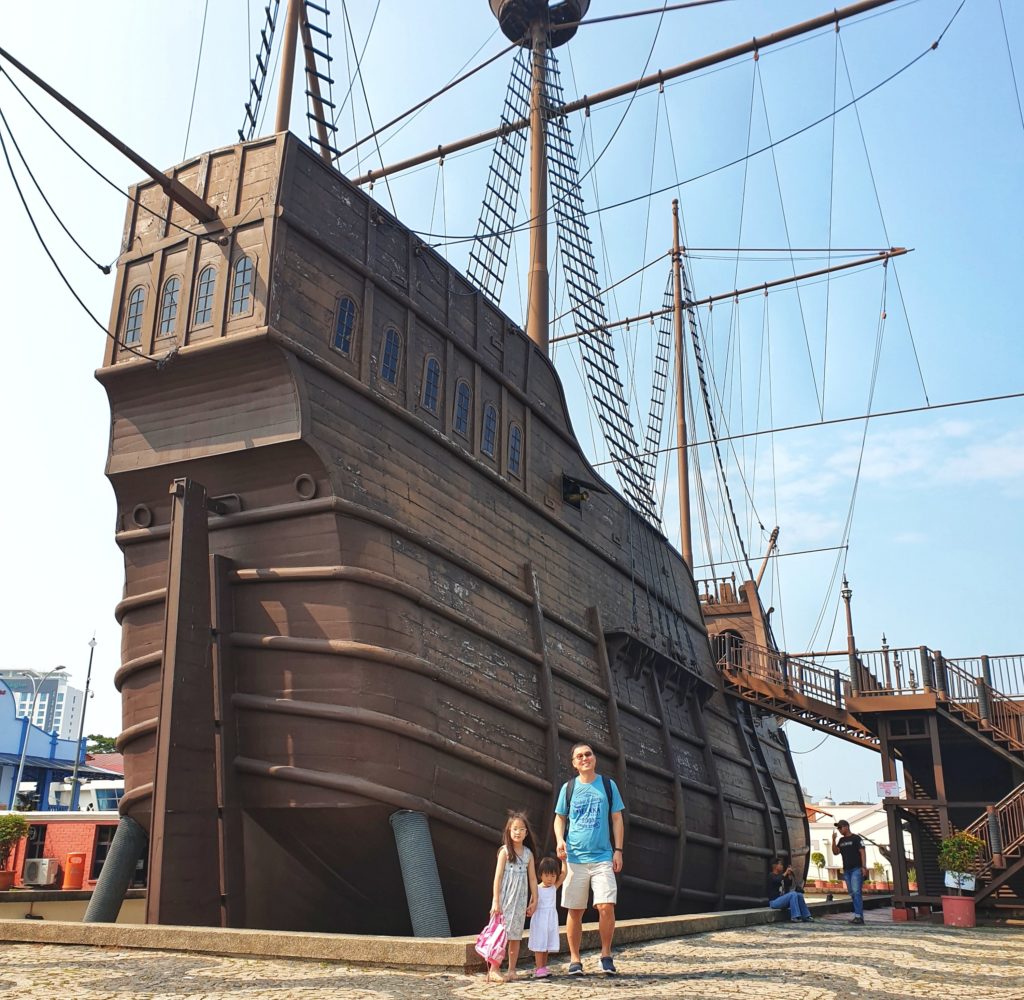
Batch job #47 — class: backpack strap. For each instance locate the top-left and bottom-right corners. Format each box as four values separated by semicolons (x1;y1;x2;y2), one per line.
564;776;576;835
602;775;614;841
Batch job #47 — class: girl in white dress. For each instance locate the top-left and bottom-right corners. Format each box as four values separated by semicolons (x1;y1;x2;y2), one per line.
528;856;567;978
488;812;538;982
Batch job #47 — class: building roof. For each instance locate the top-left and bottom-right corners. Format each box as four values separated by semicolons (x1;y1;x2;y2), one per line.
85;753;124;775
0;753;121;777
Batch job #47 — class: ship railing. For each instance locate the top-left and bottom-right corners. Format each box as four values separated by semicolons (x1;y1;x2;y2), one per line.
947;653;1024;699
696;574;738;605
962;782;1024;881
716;636;847;711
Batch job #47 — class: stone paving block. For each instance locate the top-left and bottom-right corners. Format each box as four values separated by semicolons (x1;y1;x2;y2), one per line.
1;915;1021;999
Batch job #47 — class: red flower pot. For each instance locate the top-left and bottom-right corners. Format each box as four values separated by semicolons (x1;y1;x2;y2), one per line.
941;895;976;928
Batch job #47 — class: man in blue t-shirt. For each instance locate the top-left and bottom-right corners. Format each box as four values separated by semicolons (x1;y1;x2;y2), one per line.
554;742;625;976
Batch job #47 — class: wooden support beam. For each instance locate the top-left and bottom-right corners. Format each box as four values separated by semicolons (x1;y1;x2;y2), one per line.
146;478;222;926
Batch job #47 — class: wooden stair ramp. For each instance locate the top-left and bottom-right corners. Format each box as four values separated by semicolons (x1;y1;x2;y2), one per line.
717;639;877;750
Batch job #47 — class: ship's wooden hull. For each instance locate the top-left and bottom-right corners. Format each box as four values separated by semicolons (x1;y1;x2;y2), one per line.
102;134;806;934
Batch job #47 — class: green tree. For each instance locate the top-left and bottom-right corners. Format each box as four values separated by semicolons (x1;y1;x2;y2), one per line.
86;734;118;754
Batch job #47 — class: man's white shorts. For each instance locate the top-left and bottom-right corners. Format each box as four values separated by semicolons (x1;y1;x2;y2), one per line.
561;860;617;910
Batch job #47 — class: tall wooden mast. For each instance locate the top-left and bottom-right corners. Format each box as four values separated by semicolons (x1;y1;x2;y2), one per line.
490;0;591;355
671;199;693;569
526;17;550;353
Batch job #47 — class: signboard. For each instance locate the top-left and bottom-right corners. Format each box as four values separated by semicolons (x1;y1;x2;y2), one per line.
876;780;900;798
944;871;976;892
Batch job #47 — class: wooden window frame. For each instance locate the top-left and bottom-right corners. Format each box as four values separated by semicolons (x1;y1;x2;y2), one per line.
421;356;441;413
157;276;181;338
453;379;472;438
123;285;146;346
381;327;401;385
192;264;217;327
332;295;358;356
229;254;256;317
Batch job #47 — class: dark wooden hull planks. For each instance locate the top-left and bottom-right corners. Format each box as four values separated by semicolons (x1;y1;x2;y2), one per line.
101;134;807;934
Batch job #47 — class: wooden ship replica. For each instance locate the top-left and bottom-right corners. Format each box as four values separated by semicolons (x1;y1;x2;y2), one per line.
81;0;940;935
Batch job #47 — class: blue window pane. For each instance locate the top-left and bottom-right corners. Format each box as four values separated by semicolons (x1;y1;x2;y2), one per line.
454;381;471;436
193;265;216;325
422;357;441;412
124;286;146;345
158;277;180;336
382;328;401;384
508;424;523;476
95;788;123;811
230;255;255;316
482;404;498;457
333;296;357;354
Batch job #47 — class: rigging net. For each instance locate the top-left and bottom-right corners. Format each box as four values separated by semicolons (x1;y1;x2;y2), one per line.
467;47;531;302
544;47;658;522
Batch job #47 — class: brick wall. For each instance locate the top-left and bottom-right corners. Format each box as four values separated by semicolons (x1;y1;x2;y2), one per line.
6;819;118;887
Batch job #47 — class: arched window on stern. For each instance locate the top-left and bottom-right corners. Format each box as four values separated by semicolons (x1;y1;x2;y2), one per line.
422;356;441;413
508;423;523;477
333;295;357;355
381;328;401;384
158;277;180;337
229;255;255;316
123;286;146;346
453;380;471;438
481;403;498;458
193;265;217;326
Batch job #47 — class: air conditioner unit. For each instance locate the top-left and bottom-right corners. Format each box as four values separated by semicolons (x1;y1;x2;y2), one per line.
22;858;59;886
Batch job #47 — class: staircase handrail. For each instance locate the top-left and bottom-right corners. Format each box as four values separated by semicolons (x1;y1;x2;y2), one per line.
962;782;1024;879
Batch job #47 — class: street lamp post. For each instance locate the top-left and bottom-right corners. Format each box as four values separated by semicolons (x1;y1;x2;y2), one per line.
11;666;66;810
69;637;97;811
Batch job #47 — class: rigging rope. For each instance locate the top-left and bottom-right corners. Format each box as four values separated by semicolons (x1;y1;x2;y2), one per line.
838;32;929;405
414;7;953;248
755;61;822;419
0;103;108;272
339;0;396;215
182;0;211;159
997;0;1024;136
0;116;148;360
0;67;225;249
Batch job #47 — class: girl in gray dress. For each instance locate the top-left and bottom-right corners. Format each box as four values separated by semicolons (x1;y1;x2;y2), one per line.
488;812;538;982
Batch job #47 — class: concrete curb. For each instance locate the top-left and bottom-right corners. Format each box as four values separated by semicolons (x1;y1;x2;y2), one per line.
0;895;890;972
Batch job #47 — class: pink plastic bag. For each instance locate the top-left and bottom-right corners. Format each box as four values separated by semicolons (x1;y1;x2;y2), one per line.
474;912;508;965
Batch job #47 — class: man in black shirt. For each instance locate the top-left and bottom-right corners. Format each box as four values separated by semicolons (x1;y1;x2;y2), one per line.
831;820;868;924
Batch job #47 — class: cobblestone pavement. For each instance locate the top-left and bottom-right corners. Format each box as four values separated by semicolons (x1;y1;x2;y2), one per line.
1;920;1020;999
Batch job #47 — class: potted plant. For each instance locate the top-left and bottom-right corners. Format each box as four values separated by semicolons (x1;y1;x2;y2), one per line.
871;860;888;892
0;814;29;891
938;831;984;927
907;866;918;893
811;851;826;889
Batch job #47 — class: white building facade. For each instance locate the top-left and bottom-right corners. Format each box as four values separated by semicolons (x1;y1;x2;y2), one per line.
0;671;84;740
807;798;915;883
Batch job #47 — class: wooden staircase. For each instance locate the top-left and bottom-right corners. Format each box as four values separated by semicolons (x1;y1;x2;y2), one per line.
715;638;1024;910
964;780;1024;903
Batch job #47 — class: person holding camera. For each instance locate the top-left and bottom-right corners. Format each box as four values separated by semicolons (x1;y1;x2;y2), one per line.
766;859;813;922
831;820;867;924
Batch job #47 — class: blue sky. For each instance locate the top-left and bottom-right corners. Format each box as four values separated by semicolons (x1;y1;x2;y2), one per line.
0;1;1021;802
